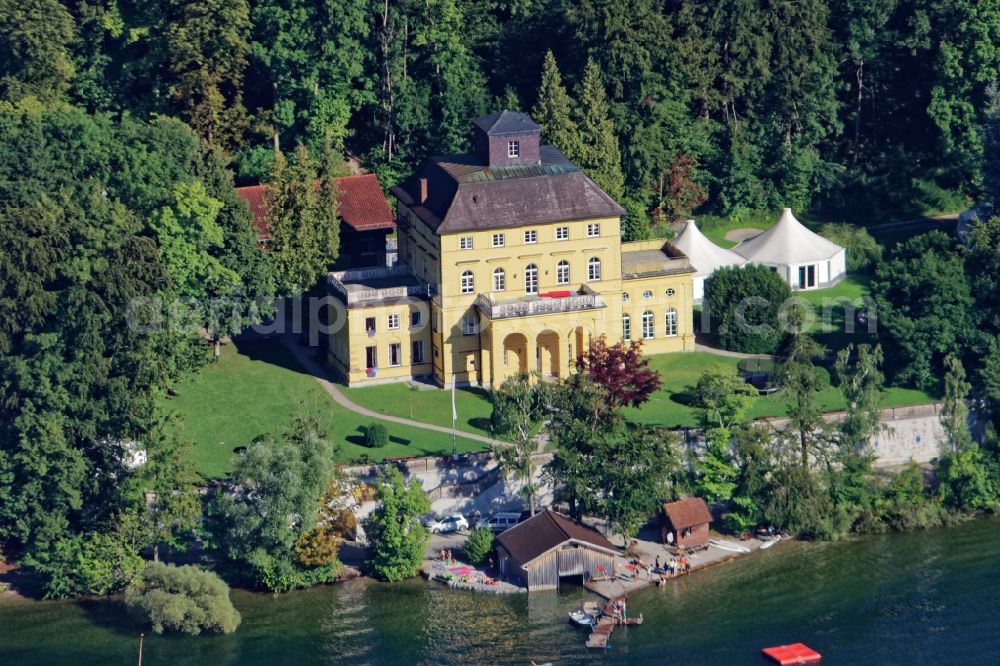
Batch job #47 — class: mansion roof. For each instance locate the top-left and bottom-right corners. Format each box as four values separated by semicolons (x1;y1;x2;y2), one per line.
390;145;625;234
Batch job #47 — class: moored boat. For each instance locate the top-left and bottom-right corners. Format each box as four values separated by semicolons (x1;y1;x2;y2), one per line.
709;539;752;554
569;610;596;626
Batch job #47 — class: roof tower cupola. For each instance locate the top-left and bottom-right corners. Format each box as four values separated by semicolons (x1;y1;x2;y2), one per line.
471;110;541;167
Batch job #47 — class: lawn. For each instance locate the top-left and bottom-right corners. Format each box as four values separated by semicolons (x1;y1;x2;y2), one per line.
340;382;495;439
624;350;937;429
161;341;488;478
797;275;877;351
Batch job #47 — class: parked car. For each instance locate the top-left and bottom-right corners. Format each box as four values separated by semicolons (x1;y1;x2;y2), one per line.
476;512;522;534
425;513;469;534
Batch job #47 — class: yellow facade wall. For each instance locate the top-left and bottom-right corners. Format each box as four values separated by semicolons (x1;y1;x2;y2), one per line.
328;300;433;386
332;204;695;389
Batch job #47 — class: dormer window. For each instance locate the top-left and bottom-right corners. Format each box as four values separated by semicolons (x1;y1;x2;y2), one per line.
507;140;520;158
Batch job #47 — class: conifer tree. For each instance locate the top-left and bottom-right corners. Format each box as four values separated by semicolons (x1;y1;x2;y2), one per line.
532;51;581;159
574;58;625;201
266;145;340;296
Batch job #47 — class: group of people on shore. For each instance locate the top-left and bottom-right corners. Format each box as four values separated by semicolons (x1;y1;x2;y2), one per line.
651;554;691;582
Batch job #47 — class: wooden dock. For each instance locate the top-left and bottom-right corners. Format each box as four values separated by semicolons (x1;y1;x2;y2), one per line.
585;596;643;649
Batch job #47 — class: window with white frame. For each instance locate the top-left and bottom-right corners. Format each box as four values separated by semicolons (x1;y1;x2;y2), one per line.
524;263;538;294
460;270;474;294
387;313;400;330
410;310;421;327
388;343;401;367
622;314;631;340
642;290;652;300
641;310;654;339
459;236;473;250
462;314;478;336
493;267;506;292
587;257;601;281
666;288;675;297
665;308;678;337
555;226;569;240
556;260;570;285
492;233;505;247
621;292;629;302
507;140;520;157
587;223;600;237
523;229;537;244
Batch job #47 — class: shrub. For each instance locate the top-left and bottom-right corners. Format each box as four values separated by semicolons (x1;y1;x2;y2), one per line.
463;527;494;565
125;562;241;635
34;523;145;598
704;264;792;354
818;223;882;274
363;423;389;448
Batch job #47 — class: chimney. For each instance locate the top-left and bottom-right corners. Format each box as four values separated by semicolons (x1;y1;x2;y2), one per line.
419;178;428;204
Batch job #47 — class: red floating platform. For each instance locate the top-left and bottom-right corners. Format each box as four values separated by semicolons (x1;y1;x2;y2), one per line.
762;643;822;665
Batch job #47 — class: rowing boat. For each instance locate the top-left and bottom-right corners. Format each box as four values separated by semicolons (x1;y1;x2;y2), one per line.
569;610;596;626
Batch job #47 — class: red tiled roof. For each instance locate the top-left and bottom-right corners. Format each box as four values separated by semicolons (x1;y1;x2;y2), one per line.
335;174;396;232
234;184;270;240
495;510;618;565
235;173;394;241
663;498;713;530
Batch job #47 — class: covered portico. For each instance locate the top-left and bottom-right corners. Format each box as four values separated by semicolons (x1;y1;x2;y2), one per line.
476;292;604;389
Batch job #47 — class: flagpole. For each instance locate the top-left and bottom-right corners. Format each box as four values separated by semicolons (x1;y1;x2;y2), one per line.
451;376;458;458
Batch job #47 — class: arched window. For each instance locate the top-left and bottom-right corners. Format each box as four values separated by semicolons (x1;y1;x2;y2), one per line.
492;267;506;292
460;270;475;294
524;264;538;294
665;308;677;337
641;310;654;339
622;314;631;340
556;260;570;285
588;257;602;281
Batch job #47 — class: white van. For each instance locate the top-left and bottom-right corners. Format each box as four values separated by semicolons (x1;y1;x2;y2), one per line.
476;512;521;534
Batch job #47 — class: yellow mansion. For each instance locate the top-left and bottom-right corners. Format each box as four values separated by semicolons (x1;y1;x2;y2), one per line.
327;111;695;388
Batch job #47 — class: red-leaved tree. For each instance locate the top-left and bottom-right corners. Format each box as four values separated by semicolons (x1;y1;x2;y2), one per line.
576;336;661;409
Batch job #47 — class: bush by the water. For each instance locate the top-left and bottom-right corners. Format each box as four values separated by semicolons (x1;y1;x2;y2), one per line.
704;264;792;354
363;423;389;448
125;562;241;635
462;527;494;565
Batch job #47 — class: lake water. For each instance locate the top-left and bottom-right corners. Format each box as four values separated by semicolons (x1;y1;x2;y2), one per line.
3;517;1000;665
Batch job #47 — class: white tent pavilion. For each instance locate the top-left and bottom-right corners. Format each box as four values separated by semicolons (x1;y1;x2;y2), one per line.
732;208;847;290
671;219;747;302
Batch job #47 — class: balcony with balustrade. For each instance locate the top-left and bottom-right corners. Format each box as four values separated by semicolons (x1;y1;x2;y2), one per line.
474;285;605;320
327;264;435;307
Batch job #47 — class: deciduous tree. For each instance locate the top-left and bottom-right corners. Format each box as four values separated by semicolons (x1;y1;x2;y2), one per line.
577;336;661;409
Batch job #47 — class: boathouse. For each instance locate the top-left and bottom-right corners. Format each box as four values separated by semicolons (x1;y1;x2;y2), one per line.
495;510;618;591
661;498;713;549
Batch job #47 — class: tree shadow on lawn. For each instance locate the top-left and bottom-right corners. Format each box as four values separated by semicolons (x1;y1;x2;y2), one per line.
230;335;321;378
468;417;493;432
345;427;412;448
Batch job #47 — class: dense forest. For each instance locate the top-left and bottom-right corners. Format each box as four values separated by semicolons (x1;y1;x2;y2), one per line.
3;0;1000;602
4;0;1000;225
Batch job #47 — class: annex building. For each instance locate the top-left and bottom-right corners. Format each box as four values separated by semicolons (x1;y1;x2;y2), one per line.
327;111;695;389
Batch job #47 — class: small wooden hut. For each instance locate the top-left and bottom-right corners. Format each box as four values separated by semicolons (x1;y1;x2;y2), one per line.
495;510;618;591
661;498;713;549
